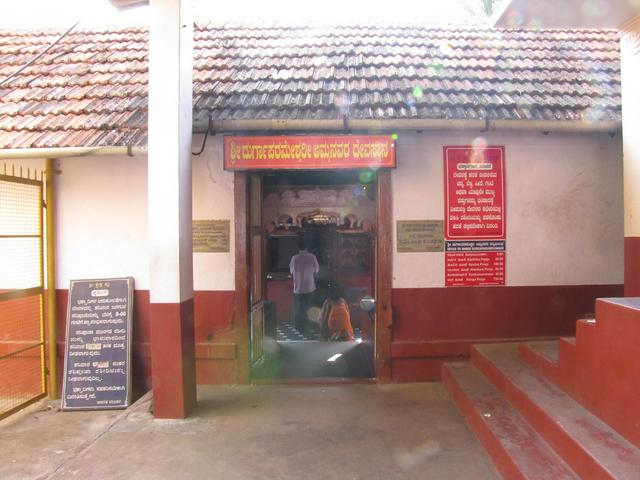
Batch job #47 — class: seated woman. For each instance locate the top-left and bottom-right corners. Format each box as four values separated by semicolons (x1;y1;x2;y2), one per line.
319;286;355;342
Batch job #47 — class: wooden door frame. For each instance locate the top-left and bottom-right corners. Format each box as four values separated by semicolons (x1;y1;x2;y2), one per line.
234;169;393;383
234;171;250;383
375;170;392;381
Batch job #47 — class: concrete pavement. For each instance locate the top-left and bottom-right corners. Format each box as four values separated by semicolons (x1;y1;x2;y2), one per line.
0;383;498;480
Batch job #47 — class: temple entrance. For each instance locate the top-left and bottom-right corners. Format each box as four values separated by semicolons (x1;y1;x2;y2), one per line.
248;170;377;379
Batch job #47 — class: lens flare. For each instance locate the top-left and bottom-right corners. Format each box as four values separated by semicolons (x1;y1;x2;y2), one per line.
526;18;542;30
581;0;608;17
506;10;523;28
395;440;442;469
334;92;350;115
438;40;453;56
425;62;444;77
472;136;487;149
581;106;605;124
359;170;375;183
307;306;322;323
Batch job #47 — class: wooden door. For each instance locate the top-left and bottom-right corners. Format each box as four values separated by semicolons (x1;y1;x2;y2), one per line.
248;174;266;368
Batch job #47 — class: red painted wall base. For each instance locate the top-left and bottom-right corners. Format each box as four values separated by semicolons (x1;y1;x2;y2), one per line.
52;289;238;401
391;284;624;381
625;236;640;296
150;299;196;419
46;283;624;390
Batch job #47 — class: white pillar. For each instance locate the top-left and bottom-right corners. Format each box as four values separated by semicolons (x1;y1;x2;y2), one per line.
148;0;196;418
621;16;640;296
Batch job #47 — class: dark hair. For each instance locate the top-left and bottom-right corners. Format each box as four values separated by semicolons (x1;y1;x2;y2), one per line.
328;285;343;301
297;237;307;250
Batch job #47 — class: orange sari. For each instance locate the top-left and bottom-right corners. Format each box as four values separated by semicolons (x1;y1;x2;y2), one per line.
326;300;354;341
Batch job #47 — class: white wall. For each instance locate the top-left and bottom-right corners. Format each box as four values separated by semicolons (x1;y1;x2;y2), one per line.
192;134;235;290
55;155;150;289
392;130;624;288
6;129;622;292
493;0;639;28
621;18;640;238
52;134;235;291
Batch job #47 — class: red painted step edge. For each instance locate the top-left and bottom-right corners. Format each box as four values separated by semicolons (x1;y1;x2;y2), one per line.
471;345;621;480
442;365;529;480
443;362;578;480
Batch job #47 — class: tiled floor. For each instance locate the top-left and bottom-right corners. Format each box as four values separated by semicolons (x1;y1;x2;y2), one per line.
276;320;362;342
276;321;317;341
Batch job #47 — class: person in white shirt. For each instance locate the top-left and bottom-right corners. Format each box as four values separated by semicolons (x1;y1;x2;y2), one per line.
289;238;319;335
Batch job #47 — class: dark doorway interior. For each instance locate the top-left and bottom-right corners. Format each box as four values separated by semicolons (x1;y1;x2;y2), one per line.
250;170;377;379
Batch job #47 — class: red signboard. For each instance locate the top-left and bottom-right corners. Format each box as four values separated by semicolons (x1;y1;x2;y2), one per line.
445;251;505;287
444;146;505;239
224;135;396;170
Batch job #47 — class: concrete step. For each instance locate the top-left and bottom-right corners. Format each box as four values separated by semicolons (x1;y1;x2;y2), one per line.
520;340;559;365
442;362;578;480
472;343;640;480
518;340;561;385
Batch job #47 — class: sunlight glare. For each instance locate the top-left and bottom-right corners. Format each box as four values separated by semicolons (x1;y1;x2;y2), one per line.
1;0;486;28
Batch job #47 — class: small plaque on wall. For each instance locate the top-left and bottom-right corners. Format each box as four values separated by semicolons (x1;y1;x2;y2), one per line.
193;220;230;252
397;220;444;252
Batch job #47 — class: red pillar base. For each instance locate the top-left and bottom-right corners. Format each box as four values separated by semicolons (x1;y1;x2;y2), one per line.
149;298;196;418
625;236;640;297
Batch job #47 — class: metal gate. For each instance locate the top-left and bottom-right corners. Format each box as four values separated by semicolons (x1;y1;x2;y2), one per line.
0;165;46;419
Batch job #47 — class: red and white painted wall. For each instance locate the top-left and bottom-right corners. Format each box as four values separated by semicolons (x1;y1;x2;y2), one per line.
7;127;624;387
390;130;623;380
621;16;640;297
49;135;239;391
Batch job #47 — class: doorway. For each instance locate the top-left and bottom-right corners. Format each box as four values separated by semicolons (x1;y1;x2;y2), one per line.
242;170;385;380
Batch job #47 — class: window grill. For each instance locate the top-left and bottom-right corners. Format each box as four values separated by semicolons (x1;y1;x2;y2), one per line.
0;166;46;420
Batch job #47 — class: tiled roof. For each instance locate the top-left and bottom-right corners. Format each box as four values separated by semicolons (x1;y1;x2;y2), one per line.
0;24;621;149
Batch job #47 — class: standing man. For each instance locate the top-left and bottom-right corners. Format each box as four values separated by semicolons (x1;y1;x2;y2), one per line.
290;238;319;335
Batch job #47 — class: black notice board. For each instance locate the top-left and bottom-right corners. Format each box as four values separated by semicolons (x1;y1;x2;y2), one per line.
62;277;134;410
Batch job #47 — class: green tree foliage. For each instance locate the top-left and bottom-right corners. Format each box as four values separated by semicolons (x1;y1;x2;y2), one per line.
463;0;500;19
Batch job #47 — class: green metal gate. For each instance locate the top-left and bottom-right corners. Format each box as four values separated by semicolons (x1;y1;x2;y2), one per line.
0;165;46;419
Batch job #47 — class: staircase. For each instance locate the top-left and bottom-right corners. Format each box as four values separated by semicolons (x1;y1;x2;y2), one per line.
443;298;640;479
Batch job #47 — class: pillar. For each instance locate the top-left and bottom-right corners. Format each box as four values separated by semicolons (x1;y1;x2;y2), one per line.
148;0;196;418
621;16;640;296
45;158;58;399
